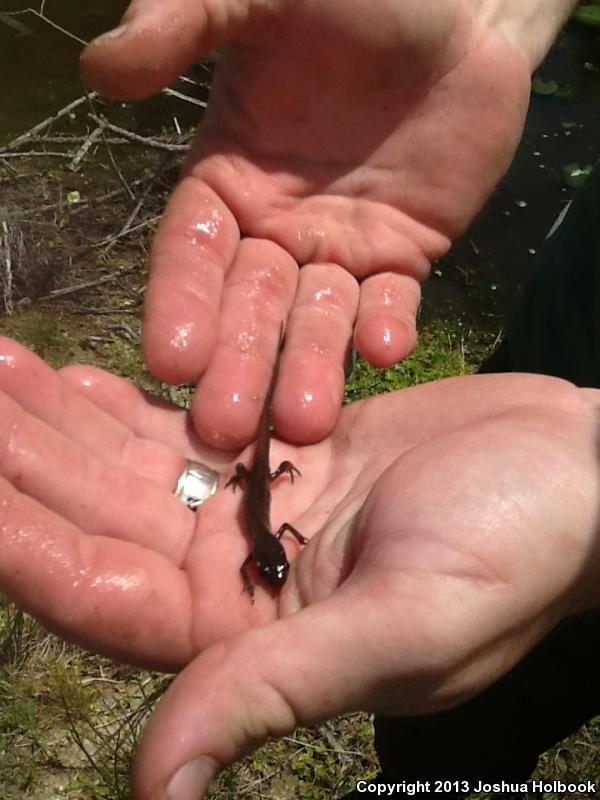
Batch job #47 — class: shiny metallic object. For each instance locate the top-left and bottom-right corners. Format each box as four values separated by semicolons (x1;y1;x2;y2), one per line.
174;461;218;511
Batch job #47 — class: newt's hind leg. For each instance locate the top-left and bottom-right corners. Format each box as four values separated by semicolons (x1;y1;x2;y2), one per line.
275;523;308;546
240;553;256;603
270;460;301;483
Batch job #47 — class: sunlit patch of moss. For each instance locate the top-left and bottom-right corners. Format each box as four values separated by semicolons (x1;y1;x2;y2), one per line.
345;313;496;404
0;309;74;366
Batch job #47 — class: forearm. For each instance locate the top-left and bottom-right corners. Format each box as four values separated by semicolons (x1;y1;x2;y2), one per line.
479;0;580;71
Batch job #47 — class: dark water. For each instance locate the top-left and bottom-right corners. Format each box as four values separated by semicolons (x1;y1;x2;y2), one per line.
427;24;600;315
0;1;124;138
1;3;599;315
0;0;204;140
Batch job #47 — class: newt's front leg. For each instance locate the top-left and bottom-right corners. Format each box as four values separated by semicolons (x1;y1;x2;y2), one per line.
224;463;251;491
270;460;301;483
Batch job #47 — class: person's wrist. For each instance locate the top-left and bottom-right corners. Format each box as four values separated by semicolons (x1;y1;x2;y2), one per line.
478;0;580;71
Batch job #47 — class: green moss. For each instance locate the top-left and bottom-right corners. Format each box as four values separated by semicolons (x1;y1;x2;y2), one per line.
345;313;494;404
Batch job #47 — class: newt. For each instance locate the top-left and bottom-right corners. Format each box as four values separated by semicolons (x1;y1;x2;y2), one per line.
225;333;307;599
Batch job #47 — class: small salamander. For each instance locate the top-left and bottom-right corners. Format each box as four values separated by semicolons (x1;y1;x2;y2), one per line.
225;333;307;599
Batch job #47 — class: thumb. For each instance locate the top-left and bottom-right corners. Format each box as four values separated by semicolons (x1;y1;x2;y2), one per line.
80;0;253;100
131;592;384;800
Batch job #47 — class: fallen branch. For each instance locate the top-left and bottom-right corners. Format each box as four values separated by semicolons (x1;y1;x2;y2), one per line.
69;121;107;170
0;94;97;154
69;180;145;215
0;151;78;159
85;93;136;201
162;87;207;108
8;6;87;44
87;113;190;152
68;305;139;315
102;153;173;253
1;220;14;314
93;215;162;248
36;266;136;301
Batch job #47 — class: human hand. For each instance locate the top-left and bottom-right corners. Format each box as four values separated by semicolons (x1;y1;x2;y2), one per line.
80;0;533;446
1;337;599;799
128;374;600;800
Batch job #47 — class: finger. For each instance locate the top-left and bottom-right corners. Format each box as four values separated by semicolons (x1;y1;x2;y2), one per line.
354;273;421;366
0;475;193;670
190;238;298;449
80;0;252;100
0;387;195;561
59;364;193;452
279;264;359;444
59;364;230;472
131;589;385;800
142;178;240;384
0;337;185;487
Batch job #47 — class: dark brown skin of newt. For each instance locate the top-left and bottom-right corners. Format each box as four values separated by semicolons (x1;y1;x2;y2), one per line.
225;338;307;600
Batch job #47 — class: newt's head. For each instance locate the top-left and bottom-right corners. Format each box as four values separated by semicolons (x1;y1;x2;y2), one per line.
255;537;290;587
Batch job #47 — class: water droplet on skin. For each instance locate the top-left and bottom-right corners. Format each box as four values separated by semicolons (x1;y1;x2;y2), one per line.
314;287;333;302
236;330;259;353
298;390;315;410
90;573;142;591
193;209;223;240
170;323;194;351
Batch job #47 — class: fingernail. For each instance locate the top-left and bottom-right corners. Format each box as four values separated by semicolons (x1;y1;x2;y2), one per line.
167;758;216;800
91;24;128;44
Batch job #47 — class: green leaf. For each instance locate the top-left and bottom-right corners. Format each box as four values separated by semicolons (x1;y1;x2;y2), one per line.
532;78;559;95
574;3;600;26
562;162;594;189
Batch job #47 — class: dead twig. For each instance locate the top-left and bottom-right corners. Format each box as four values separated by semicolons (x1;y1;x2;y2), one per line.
6;6;87;45
87;113;190;152
1;220;14;314
69;306;138;315
93;215;161;249
102;152;174;254
36;266;136;301
103;196;146;255
4;135;127;147
0;150;82;159
0;156;19;175
162;87;207;109
84;90;136;201
69;180;145;215
69;121;107;170
0;93;97;154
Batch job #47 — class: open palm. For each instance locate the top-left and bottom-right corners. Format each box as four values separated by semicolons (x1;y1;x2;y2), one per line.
81;0;532;444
